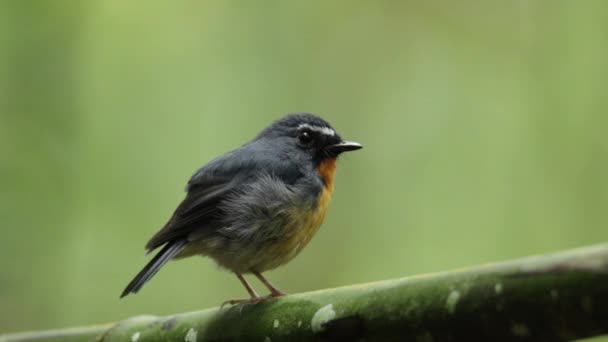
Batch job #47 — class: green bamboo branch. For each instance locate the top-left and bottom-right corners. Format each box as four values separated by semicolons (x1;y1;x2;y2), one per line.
3;244;608;341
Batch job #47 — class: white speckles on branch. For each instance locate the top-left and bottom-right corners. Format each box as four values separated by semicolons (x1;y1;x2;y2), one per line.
494;283;503;295
311;304;336;333
131;332;140;342
511;323;530;337
185;328;198;342
446;290;461;314
273;319;280;328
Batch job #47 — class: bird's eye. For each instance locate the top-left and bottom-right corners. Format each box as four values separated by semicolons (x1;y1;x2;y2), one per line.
298;130;314;146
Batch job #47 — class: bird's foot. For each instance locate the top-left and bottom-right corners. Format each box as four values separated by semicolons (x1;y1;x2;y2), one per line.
269;289;287;297
220;295;268;309
220;292;288;309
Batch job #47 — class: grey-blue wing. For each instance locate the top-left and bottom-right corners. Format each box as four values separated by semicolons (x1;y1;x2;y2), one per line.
145;180;235;251
145;142;304;252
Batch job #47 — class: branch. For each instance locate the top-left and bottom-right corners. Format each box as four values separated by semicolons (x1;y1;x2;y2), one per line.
3;244;608;341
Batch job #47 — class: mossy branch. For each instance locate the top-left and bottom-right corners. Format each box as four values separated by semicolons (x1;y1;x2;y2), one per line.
3;244;608;341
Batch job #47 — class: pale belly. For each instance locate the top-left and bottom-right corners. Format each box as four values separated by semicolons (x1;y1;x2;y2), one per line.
200;185;333;274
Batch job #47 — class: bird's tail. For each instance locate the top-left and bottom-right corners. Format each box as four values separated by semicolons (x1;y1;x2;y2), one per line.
120;239;187;298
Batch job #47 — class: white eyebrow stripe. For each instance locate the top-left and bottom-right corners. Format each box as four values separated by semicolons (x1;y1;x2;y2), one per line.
297;123;335;136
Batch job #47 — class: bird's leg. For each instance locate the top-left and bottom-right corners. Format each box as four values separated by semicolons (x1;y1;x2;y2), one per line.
253;271;287;297
237;273;259;298
221;273;262;308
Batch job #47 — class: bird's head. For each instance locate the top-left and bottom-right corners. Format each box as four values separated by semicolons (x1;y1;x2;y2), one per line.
256;113;362;163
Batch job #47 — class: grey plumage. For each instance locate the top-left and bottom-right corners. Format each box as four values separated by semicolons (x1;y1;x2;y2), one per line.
121;113;360;298
198;173;324;273
145;120;324;252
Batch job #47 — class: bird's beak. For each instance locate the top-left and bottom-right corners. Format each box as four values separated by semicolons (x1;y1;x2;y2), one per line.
326;141;363;154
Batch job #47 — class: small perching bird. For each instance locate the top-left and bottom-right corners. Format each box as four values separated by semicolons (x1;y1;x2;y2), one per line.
121;113;362;305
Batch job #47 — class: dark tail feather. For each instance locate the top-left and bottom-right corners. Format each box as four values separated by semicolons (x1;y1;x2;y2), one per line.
120;239;187;298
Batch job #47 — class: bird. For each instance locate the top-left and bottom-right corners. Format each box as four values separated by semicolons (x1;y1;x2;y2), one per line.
120;113;362;305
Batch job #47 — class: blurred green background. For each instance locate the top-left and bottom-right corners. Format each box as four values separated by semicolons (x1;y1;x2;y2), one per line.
1;0;607;334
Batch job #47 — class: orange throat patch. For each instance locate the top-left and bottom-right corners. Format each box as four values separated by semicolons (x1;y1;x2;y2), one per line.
316;158;337;193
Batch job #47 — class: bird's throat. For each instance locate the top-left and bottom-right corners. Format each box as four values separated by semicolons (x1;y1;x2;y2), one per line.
316;158;337;192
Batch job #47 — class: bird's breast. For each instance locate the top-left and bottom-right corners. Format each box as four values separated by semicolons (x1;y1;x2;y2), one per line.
265;159;337;267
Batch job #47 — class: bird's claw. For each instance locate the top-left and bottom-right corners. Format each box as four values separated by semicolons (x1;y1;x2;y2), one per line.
220;296;264;310
270;289;287;297
220;293;286;310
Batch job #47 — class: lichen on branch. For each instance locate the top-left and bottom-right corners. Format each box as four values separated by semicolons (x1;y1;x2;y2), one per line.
3;244;608;341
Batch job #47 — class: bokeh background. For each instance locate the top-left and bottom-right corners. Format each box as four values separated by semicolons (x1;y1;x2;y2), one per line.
1;0;607;335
